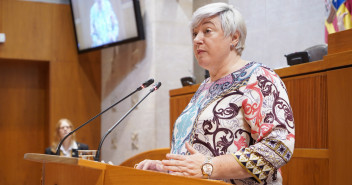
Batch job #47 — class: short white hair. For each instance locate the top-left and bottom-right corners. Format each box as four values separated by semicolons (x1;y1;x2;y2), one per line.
191;3;247;55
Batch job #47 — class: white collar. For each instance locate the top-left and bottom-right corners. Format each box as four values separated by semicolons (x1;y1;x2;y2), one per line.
60;141;78;157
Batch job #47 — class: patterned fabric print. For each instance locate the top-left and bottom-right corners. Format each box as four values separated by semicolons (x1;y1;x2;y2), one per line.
171;78;237;155
232;66;295;184
192;62;257;103
252;139;293;169
192;88;252;157
190;63;260;157
233;148;276;183
258;68;294;131
172;62;295;184
171;93;206;155
172;62;258;155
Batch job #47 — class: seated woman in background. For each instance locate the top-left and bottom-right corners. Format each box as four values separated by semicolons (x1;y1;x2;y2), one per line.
45;118;89;157
136;3;295;185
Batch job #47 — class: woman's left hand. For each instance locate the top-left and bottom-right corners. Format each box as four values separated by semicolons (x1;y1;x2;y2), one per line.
161;142;206;178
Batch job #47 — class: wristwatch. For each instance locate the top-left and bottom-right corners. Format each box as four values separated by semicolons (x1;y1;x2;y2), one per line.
201;156;213;179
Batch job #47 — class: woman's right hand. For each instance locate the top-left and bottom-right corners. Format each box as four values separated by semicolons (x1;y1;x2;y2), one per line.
135;159;167;172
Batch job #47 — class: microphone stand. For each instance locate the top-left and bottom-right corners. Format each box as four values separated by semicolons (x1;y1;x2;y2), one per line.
55;79;154;155
94;82;161;161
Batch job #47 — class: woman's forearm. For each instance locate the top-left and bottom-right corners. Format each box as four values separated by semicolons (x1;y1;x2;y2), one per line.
211;154;252;180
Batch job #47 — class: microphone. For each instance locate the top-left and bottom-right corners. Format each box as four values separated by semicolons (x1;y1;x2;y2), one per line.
55;78;154;155
137;78;154;91
94;82;162;161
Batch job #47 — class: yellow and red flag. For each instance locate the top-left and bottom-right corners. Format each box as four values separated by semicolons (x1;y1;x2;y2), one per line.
325;0;352;42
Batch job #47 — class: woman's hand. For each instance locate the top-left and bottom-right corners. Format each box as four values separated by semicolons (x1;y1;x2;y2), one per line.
162;142;206;178
135;159;167;172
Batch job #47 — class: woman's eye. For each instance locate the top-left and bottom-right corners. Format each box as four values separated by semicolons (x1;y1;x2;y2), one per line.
205;29;212;34
192;32;197;38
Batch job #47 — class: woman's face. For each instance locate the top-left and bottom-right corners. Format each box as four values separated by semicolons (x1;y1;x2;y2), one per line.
58;121;72;140
192;16;233;71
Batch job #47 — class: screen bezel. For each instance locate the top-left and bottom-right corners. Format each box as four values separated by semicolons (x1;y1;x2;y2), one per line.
69;0;145;53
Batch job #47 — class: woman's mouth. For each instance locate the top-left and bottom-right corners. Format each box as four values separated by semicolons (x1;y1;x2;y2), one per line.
197;49;206;54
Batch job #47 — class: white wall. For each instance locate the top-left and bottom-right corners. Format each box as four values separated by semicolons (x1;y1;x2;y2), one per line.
230;0;326;69
101;0;193;165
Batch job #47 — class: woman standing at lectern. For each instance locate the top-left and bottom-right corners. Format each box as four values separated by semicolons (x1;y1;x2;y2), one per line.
136;3;295;184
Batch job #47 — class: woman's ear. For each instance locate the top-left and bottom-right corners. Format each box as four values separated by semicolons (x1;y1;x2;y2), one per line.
231;31;240;47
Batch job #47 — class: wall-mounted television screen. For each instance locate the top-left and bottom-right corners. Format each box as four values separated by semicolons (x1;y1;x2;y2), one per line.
69;0;145;53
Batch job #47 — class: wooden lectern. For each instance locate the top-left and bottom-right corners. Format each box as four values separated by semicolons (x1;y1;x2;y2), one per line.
24;153;227;185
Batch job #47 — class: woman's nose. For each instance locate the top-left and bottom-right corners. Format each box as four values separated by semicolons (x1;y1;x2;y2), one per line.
193;32;203;44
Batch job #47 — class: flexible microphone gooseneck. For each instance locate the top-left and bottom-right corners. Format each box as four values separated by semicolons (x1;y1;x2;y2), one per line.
94;82;162;161
55;78;155;155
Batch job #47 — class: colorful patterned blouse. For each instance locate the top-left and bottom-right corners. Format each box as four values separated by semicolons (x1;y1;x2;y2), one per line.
171;62;295;184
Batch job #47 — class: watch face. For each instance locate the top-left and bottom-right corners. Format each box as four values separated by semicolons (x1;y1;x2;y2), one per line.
202;163;213;174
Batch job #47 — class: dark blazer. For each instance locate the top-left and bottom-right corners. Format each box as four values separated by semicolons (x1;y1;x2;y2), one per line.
45;142;89;157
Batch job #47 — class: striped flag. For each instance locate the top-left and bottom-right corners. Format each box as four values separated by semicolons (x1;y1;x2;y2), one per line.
325;0;352;42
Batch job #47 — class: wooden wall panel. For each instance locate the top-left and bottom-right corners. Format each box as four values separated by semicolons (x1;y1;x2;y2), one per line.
0;0;101;148
0;1;3;32
49;2;78;62
0;0;52;60
0;1;101;184
48;4;101;150
282;73;328;149
0;60;49;185
327;67;352;185
327;29;352;54
49;51;101;148
281;158;329;185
